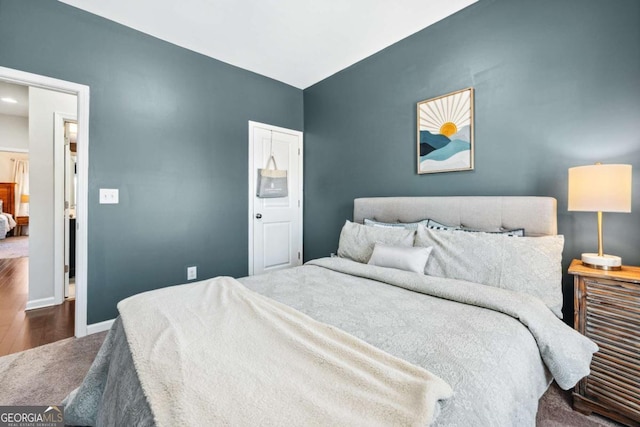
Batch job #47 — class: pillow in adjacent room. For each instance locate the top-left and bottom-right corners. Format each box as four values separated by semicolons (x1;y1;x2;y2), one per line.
415;224;564;318
368;243;433;274
364;218;429;230
337;220;414;264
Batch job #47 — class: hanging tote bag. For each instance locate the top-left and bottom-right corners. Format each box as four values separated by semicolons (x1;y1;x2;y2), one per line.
257;155;288;198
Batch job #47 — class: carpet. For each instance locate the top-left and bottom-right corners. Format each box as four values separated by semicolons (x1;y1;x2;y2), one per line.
0;332;106;406
0;333;624;426
0;236;29;258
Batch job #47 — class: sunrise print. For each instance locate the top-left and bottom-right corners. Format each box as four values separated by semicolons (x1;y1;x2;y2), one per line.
417;87;474;174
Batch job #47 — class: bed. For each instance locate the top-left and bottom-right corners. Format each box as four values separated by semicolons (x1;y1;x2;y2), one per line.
64;196;597;426
0;182;17;239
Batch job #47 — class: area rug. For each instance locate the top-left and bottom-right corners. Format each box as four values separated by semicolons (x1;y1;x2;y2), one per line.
0;332;623;426
0;332;106;406
0;236;29;258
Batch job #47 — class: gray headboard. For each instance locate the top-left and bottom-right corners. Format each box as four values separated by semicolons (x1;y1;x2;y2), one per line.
353;196;557;237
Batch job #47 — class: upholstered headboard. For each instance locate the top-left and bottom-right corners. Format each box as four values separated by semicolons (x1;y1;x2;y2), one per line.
353;196;557;237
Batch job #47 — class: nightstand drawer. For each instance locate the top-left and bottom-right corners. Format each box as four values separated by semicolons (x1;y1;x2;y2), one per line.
586;313;639;344
589;357;640;398
584;278;640;309
586;374;640;418
591;356;640;392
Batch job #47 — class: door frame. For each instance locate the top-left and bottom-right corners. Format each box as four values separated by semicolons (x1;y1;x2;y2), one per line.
54;113;76;305
0;66;90;338
247;121;303;276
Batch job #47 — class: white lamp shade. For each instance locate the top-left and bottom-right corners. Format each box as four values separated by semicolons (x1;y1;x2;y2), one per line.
568;164;632;212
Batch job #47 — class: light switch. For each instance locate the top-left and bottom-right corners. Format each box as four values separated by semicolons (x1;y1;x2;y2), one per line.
99;188;119;204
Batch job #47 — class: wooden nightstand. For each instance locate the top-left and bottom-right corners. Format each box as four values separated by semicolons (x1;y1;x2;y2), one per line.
569;259;640;426
15;216;28;236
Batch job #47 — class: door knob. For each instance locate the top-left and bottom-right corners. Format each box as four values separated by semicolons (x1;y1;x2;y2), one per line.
255;213;262;219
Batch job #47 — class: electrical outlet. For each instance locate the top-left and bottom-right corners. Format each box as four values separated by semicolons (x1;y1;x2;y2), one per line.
99;188;119;204
187;266;197;281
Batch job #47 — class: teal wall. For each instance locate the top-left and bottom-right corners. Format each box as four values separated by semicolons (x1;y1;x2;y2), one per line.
303;0;640;319
0;0;303;323
1;0;638;323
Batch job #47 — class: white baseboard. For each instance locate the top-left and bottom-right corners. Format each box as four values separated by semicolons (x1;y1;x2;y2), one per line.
25;297;56;311
86;319;115;335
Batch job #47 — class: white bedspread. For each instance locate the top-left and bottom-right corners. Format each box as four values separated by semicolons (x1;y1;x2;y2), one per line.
117;276;453;427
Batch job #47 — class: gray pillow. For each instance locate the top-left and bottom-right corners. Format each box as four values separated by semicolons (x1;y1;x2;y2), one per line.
338;220;414;263
364;218;429;230
368;243;433;274
415;225;564;318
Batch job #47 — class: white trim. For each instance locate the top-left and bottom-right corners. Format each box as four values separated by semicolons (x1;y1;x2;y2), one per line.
25;296;56;311
0;146;29;153
0;66;90;338
247;121;303;276
54;112;76;306
86;318;115;335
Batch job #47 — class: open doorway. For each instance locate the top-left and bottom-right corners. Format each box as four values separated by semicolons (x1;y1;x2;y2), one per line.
0;81;79;355
0;66;90;356
0;80;29;255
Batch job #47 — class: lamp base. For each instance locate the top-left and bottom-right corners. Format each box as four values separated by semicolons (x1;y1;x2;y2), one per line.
581;253;622;271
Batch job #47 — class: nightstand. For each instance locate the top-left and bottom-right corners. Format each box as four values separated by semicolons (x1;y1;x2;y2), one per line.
15;216;29;236
569;259;640;426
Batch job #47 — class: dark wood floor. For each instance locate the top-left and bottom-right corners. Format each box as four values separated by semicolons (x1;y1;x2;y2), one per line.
0;257;74;357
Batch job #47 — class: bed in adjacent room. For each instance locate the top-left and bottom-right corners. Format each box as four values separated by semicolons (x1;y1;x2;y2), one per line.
0;182;17;239
64;196;597;426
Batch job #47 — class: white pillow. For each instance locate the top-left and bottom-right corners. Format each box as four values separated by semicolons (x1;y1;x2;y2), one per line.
415;224;564;318
337;220;414;264
368;243;433;274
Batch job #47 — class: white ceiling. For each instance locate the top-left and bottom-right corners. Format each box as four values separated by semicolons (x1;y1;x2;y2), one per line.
0;81;28;117
58;0;476;89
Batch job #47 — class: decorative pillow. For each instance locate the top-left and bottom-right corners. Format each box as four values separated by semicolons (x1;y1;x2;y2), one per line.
368;243;433;274
0;199;3;213
415;225;564;318
427;219;525;236
364;218;429;230
337;220;414;264
461;226;525;237
426;219;460;231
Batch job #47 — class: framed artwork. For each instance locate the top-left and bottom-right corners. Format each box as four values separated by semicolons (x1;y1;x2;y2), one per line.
417;87;474;174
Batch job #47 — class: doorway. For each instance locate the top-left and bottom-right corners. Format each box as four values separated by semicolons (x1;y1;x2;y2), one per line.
0;66;90;339
248;121;303;276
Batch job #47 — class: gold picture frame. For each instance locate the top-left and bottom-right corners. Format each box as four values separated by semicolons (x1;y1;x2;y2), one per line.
417;87;474;174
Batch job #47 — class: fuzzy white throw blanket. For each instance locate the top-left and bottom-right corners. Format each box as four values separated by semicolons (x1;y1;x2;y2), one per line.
117;276;453;427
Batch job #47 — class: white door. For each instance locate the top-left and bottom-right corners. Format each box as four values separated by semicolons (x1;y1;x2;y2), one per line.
248;121;303;276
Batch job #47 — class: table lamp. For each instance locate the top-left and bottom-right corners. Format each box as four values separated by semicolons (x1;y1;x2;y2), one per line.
20;194;29;216
568;163;632;270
